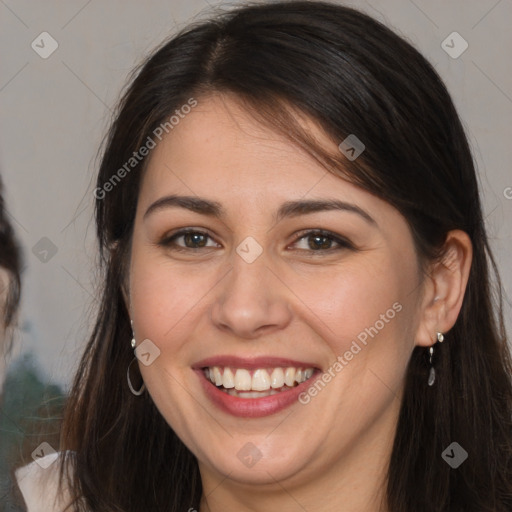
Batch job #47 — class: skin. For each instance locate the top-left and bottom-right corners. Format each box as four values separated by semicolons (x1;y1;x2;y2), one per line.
126;93;472;512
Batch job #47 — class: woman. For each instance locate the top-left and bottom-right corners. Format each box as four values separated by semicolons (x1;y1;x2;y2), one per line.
15;1;512;511
0;174;21;395
0;174;22;507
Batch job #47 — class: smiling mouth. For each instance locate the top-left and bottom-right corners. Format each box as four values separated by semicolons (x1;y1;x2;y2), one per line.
202;366;317;398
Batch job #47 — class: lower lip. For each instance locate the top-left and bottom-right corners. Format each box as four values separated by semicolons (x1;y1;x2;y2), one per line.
196;370;318;418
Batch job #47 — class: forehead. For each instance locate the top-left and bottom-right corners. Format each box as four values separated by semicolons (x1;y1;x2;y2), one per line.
138;94;395;224
146;96;330;185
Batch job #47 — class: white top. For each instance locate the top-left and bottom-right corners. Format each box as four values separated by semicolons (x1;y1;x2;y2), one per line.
14;451;80;512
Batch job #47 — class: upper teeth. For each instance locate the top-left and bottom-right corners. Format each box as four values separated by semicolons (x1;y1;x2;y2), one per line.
204;367;315;391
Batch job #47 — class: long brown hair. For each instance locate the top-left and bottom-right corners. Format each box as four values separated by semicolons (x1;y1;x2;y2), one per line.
58;2;512;511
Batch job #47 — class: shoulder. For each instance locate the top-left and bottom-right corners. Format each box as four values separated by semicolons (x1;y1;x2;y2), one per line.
14;450;78;512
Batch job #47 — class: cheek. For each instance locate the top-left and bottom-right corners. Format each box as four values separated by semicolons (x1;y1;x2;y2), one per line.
128;249;209;432
288;254;414;399
289;256;404;343
129;247;209;342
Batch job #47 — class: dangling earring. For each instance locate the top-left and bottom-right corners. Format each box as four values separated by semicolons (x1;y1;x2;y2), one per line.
428;331;444;387
127;357;146;395
127;319;145;395
130;319;136;348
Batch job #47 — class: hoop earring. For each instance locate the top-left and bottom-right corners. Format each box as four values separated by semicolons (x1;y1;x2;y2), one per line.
127;357;146;396
428;332;444;387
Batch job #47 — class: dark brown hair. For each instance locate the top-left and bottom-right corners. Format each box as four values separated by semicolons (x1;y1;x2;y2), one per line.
0;175;21;335
58;2;512;511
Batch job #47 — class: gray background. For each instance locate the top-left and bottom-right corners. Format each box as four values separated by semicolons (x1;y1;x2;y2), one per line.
1;0;511;391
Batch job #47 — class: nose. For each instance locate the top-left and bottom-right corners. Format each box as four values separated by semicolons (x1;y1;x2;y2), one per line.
209;249;293;340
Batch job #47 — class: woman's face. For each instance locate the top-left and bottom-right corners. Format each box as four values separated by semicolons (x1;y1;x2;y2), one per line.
128;94;426;488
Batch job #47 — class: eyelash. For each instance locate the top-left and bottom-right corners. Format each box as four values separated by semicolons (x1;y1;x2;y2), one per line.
158;228;354;255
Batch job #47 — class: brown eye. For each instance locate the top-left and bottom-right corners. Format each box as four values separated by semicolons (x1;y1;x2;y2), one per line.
291;230;354;253
160;229;219;250
307;234;334;250
181;231;209;248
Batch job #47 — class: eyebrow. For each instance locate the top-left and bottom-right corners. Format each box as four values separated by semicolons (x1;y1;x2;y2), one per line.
143;194;377;226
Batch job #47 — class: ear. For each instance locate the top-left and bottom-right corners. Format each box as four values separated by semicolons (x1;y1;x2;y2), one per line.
415;229;473;347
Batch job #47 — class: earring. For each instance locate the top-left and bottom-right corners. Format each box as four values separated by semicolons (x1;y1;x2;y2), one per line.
131;319;136;348
428;346;436;386
127;357;146;395
428;332;444;387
